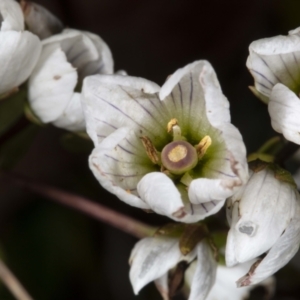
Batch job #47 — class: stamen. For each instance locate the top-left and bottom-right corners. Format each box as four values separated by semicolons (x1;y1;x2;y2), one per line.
140;136;160;164
167;118;182;141
195;136;212;159
167;118;179;133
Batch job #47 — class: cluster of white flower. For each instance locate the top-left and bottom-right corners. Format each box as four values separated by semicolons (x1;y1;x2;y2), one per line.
2;0;300;299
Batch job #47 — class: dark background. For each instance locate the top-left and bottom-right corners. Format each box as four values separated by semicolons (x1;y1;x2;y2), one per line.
1;0;300;299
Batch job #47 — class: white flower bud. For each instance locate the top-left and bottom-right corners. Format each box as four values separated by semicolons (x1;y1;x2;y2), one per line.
28;29;114;131
129;236;216;300
226;160;300;285
202;261;275;300
247;27;300;144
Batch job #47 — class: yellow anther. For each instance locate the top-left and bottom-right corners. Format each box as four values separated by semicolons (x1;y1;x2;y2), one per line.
195;135;212;159
167;118;179;133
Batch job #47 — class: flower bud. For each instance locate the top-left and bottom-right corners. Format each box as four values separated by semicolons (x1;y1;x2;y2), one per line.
20;1;64;39
225;159;300;285
129;235;216;300
28;28;114;131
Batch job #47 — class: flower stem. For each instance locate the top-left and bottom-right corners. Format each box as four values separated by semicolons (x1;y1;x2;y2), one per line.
0;259;33;300
4;173;156;239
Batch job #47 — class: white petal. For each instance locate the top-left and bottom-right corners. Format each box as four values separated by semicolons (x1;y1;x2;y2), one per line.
79;31;114;77
237;204;300;286
129;237;182;295
137;172;187;221
188;178;230;219
28;42;77;123
188;242;217;300
289;26;300;36
247;34;300;98
81;74;162;146
268;83;300;144
226;168;297;266
205;261;273;300
0;0;24;31
52;92;85;131
43;29;113;81
160;60;248;202
89;127;152;209
0;31;41;95
159;60;230;128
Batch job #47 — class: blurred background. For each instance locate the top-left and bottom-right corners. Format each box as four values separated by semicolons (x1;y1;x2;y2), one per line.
1;0;300;299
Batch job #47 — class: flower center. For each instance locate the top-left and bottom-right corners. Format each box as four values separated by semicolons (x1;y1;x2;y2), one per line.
161;141;198;175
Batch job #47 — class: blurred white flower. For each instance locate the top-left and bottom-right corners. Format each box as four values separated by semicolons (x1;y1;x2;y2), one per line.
247;28;300;144
0;0;41;97
28;28;114;131
200;261;275;300
81;60;248;222
129;235;216;300
20;0;63;39
226;159;300;286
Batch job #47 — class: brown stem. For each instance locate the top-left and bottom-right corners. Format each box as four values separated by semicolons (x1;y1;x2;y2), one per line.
0;259;33;300
4;173;156;239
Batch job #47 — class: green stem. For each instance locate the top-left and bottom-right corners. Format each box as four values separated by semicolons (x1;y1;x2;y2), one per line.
4;173;156;239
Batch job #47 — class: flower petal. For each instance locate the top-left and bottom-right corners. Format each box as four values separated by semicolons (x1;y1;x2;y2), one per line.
81;74;162;146
42;29;113;81
159;60;230;134
188;178;230;219
0;0;24;31
129;237;182;295
206;261;275;300
188;242;217;300
247;34;300;97
53;92;85;131
28;42;77;123
226;168;297;266
160;60;248;202
137;172;187;221
237;204;300;287
89;127;154;209
0;31;41;95
79;31;114;78
268;83;300;144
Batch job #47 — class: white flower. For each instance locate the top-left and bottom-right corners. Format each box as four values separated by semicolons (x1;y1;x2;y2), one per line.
81;60;248;222
28;28;114;131
201;261;275;300
20;0;63;39
247;28;300;144
129;235;217;300
226;159;300;286
0;0;41;97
